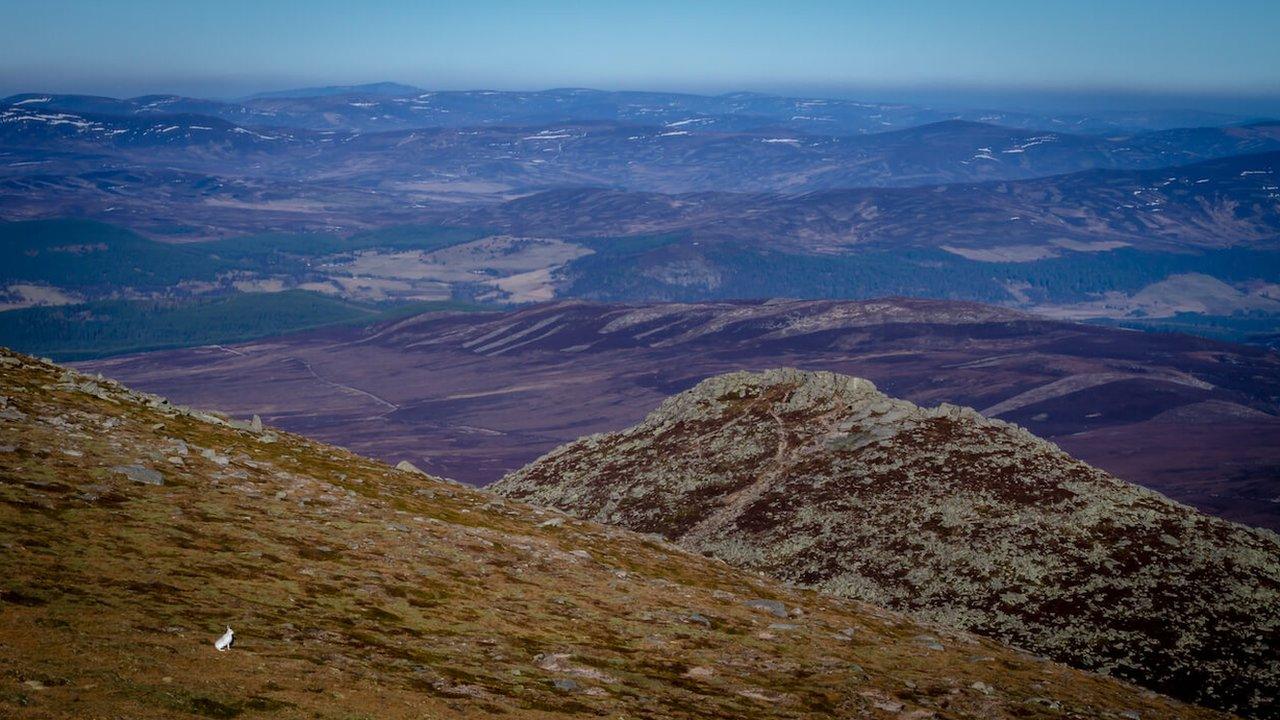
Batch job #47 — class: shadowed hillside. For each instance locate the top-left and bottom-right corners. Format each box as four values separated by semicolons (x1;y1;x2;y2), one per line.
78;298;1280;531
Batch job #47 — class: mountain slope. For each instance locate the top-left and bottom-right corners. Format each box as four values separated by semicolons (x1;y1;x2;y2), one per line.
494;369;1280;717
0;104;307;151
456;150;1280;253
6;97;1279;196
1;348;1233;719
5;95;1277;239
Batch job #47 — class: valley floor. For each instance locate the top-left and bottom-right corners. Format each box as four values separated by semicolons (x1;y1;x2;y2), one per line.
77;298;1280;532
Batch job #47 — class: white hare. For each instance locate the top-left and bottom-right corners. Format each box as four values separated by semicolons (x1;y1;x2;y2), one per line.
214;626;234;651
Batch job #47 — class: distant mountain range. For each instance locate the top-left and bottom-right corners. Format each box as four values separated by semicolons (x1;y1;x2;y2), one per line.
1;83;1278;347
453;151;1280;252
6;86;1264;135
3;94;1278;252
4;96;1279;196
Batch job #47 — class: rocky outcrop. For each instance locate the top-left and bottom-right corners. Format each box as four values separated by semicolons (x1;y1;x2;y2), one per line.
496;368;1280;717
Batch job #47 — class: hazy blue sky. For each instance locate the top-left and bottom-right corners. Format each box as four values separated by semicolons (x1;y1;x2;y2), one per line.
2;0;1278;110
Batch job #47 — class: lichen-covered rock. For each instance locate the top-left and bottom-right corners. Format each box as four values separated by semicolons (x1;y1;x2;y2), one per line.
395;460;426;475
495;368;1280;718
111;464;163;486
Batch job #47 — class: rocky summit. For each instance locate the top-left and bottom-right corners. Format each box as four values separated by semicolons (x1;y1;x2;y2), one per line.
0;348;1237;719
495;368;1280;718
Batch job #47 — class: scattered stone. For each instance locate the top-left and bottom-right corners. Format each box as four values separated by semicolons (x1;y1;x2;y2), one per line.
201;448;229;466
683;666;715;679
970;681;994;695
396;460;427;475
535;653;617;683
1029;697;1063;710
191;411;227;427
553;678;580;693
73;381;112;400
914;634;944;651
744;598;788;618
538;517;564;528
686;612;712;628
112;464;163;486
738;688;783;703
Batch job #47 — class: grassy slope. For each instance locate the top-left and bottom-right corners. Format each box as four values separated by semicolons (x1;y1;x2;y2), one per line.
0;349;1228;719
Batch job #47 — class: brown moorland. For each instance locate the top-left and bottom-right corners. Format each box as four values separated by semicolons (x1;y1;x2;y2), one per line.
79;298;1280;531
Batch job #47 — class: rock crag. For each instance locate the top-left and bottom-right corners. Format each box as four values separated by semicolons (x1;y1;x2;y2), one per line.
496;368;1280;717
